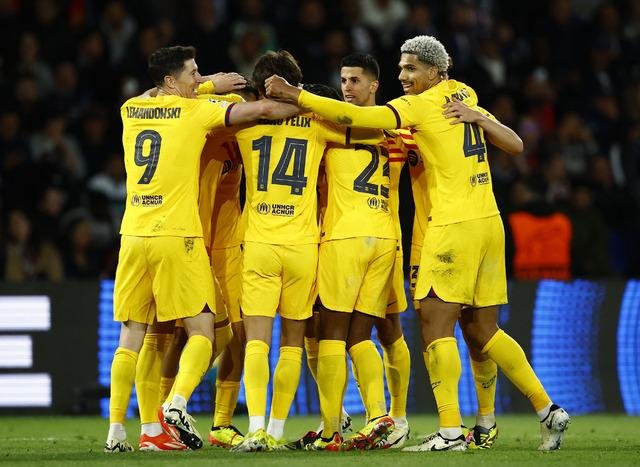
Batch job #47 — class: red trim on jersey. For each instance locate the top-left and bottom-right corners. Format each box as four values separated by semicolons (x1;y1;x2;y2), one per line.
389;157;407;162
224;103;236;127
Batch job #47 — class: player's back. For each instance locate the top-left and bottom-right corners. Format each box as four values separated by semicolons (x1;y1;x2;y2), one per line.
235;113;354;245
322;138;395;241
120;94;230;237
395;79;499;226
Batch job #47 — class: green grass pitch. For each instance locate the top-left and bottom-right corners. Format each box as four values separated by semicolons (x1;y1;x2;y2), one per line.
1;414;638;466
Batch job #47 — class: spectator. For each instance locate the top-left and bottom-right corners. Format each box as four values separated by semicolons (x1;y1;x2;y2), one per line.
3;208;63;282
61;217;102;279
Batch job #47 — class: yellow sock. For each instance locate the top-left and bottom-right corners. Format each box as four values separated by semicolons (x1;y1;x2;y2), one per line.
470;358;497;416
349;340;386;420
159;376;175;403
270;346;303;420
173;335;212;401
213;380;241;427
318;340;346;435
109;347;138;424
424;337;461;428
135;333;168;423
382;337;410;419
244;340;270;418
304;337;319;382
483;329;551;412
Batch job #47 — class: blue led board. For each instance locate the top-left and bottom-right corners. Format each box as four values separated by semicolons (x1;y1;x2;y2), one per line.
532;280;605;414
617;280;640;415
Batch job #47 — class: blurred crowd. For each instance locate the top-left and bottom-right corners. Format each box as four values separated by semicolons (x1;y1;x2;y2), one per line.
1;0;639;281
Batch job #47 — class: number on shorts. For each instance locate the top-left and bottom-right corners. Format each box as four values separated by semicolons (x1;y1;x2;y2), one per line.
134;129;162;184
254;136;308;195
353;144;390;198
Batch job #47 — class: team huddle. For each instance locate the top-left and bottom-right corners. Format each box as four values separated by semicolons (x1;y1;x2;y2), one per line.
104;35;570;454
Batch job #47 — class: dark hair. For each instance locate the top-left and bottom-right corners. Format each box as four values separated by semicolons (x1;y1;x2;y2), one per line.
302;83;341;101
340;53;380;80
237;76;259;101
147;46;196;87
252;50;302;96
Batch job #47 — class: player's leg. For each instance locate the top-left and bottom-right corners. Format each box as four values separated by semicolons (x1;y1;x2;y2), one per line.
264;243;317;447
136;319;186;451
105;320;147;452
210;245;246;448
458;310;498;449
153;236;217;450
306;239;360;450
210;321;245;448
105;235;155;453
308;306;350;451
267;317;305;442
341;237;397;451
375;313;411;448
469;215;569;451
374;245;411;449
231;241;280;452
463;306;570;450
403;225;471;452
159;325;186;402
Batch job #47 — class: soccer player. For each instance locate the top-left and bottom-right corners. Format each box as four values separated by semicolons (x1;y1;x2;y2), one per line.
132;72;249;453
206;82;259;449
265;35;570;452
104;45;299;453
229;50;382;452
308;53;402;451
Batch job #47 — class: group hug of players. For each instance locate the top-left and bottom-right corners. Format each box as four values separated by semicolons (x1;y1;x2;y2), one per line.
104;34;570;454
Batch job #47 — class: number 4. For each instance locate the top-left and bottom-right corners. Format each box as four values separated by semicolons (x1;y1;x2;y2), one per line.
463;122;486;162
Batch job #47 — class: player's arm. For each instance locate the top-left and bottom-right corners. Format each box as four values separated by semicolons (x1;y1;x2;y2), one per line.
442;100;523;155
266;75;399;129
225;99;300;126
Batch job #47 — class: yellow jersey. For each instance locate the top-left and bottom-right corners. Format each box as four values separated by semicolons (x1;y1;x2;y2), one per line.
211;137;243;249
387;80;498;226
387;128;431;247
321;137;396;241
384;130;407;243
120;94;232;237
234;112;381;245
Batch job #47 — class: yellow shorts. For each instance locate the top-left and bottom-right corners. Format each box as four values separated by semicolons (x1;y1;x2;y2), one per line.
414;215;507;307
386;245;407;314
113;236;216;324
409;241;422;310
319;237;397;318
241;241;318;320
211;245;242;323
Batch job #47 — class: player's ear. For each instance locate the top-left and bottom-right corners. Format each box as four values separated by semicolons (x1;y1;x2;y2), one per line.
370;80;379;94
164;74;176;89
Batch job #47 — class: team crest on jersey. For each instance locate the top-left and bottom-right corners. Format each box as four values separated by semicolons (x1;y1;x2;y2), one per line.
208;98;230;109
257;202;271;214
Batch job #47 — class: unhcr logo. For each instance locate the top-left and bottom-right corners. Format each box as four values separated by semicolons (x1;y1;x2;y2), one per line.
367;197;380;209
131;194;141;206
257;202;270;214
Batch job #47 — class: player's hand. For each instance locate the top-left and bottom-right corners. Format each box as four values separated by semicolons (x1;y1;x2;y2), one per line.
202;72;247;94
442;98;482;125
265;75;301;103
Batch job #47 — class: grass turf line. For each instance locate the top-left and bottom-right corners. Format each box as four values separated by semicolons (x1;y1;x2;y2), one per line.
0;414;638;466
